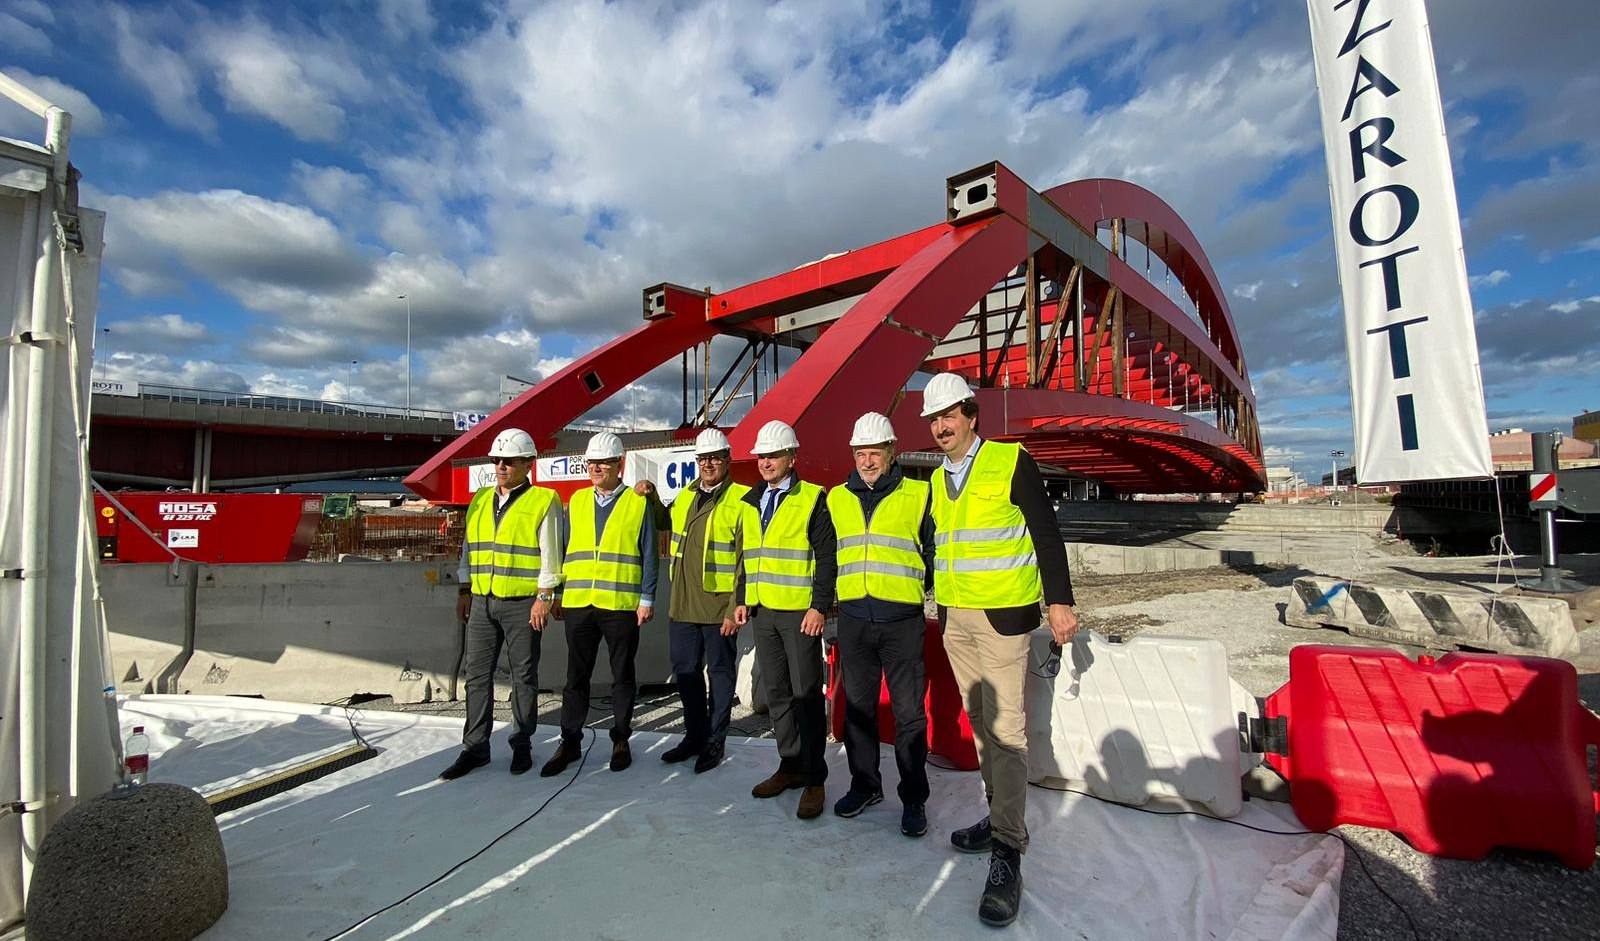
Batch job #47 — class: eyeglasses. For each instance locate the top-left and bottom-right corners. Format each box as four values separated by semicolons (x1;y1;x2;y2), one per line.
695;455;728;465
1031;641;1063;679
493;457;527;467
585;459;618;468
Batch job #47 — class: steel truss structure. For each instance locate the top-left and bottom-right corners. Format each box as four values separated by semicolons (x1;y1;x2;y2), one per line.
406;161;1263;500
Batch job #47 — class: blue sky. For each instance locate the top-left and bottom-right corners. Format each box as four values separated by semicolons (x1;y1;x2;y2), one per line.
2;0;1596;483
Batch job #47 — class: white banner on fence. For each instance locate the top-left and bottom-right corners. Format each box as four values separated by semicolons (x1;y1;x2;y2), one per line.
1307;0;1493;483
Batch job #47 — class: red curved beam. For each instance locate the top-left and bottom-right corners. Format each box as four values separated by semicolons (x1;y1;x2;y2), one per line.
1046;179;1247;381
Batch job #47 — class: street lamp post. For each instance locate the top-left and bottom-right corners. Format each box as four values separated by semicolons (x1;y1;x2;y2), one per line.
397;294;411;416
1330;449;1346;494
348;359;357;393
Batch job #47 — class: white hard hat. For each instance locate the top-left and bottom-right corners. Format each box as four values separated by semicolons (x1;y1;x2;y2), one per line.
849;412;896;448
751;419;800;455
694;427;732;456
584;432;625;461
920;372;976;418
488;427;537;458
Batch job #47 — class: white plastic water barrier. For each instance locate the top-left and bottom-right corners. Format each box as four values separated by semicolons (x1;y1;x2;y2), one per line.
1025;629;1244;817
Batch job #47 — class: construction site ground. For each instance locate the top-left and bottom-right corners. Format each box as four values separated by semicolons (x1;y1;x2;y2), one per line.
369;551;1600;941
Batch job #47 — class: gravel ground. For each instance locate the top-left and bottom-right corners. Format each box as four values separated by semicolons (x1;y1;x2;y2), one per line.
362;553;1600;941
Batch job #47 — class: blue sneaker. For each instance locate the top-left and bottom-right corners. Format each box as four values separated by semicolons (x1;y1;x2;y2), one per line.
901;804;928;837
832;789;884;818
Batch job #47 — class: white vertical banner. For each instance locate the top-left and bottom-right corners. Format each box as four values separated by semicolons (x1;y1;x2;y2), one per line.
1307;0;1493;482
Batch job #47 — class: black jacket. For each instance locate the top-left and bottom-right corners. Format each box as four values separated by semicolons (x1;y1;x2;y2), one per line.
736;471;838;611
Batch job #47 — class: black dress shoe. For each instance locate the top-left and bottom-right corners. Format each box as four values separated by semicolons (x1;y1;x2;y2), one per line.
692;742;725;774
978;841;1023;927
509;747;533;775
951;814;993;853
660;739;702;764
610;740;632;772
438;752;490;781
540;739;582;777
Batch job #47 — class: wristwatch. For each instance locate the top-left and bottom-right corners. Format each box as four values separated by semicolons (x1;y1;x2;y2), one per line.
536;591;555;603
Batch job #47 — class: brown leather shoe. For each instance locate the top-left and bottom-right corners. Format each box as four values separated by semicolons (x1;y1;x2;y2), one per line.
796;786;826;820
751;770;805;799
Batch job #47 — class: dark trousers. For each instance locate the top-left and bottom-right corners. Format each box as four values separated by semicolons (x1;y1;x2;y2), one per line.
751;607;829;786
837;612;929;805
559;606;640;743
461;595;541;758
669;620;736;747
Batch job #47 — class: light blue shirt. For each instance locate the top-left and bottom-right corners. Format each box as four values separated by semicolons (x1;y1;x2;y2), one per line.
941;437;984;491
759;474;793;531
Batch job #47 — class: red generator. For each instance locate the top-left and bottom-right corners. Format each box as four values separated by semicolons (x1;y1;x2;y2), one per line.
1263;645;1600;868
827;618;979;770
95;492;324;563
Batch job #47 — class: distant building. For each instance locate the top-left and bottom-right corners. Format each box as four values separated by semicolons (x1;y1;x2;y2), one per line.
1265;466;1305;492
1488;428;1600;472
1575;410;1600;444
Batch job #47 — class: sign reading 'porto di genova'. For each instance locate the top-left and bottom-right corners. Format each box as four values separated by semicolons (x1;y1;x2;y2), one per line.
1306;0;1493;483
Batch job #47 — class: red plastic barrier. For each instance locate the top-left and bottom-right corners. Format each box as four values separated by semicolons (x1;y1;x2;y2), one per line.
827;618;978;770
1264;645;1600;868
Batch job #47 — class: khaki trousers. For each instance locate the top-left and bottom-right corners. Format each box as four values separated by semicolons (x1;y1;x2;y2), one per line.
941;606;1031;852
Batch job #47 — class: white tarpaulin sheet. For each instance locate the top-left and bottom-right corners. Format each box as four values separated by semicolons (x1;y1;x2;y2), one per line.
1306;0;1493;483
121;696;1340;941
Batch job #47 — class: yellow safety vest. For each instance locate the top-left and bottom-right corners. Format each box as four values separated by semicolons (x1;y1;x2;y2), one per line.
466;484;559;597
743;481;823;611
930;442;1043;608
670;481;753;593
828;478;929;605
563;487;647;610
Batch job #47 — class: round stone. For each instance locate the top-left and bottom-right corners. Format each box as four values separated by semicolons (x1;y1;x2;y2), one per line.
26;783;228;941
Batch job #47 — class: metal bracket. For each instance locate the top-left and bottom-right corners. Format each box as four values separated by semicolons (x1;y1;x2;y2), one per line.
2;568;23;580
2;330;64;347
1239;709;1289;756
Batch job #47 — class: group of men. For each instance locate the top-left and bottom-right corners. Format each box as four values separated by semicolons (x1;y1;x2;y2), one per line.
437;372;1078;928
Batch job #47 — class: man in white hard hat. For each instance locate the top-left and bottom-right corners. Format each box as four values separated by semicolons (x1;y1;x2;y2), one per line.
441;427;565;781
921;372;1078;927
658;427;751;773
540;432;658;777
827;411;935;837
733;419;837;821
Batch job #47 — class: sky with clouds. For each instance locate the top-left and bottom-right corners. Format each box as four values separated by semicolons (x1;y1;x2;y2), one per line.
2;0;1596;483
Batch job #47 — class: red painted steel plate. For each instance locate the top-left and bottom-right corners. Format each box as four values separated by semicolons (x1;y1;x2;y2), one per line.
1264;645;1600;868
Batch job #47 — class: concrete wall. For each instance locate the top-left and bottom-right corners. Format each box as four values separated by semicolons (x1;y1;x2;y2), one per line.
103;559;680;706
1059;501;1429;534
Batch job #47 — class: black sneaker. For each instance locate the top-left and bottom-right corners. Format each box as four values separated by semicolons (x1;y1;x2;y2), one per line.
978;842;1023;927
950;815;993;854
693;741;725;774
438;752;490;781
832;789;884;818
901;804;928;837
509;746;533;775
660;739;702;764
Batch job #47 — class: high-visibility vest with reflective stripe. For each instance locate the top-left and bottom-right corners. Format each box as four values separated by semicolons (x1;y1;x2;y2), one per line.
670;481;752;593
827;478;929;605
563;487;647;610
466;484;559;597
743;481;823;611
930;442;1042;608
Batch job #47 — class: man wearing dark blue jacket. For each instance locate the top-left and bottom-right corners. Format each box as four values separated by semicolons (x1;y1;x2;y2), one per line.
825;412;936;837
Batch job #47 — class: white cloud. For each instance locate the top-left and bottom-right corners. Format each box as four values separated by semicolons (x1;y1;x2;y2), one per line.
199;20;369;142
109;5;216;138
0;12;49;54
291;161;373;214
1550;295;1600;315
1469;269;1510;288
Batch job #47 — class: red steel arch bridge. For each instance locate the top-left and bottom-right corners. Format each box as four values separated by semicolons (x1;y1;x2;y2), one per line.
407;161;1263;501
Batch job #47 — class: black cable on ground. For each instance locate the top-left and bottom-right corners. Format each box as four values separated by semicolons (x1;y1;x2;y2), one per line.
316;726;597;941
1028;780;1421;941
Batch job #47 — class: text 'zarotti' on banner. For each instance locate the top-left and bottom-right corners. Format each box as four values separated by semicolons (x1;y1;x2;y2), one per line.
1306;0;1494;483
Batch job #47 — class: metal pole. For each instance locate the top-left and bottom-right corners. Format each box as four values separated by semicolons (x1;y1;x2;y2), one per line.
1531;430;1570;591
398;294;411;417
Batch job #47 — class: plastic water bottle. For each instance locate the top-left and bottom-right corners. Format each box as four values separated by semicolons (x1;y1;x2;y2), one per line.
124;726;150;786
